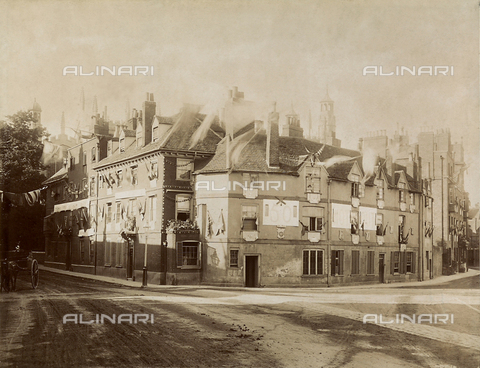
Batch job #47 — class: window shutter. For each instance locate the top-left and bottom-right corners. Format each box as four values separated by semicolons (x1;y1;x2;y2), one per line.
197;242;202;267
331;250;335;276
391;252;394;275
400;252;406;274
339;251;344;275
412;252;416;273
176;242;183;267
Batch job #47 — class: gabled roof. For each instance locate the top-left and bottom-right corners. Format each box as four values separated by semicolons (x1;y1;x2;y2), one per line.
43;167;68;185
326;161;356;180
94;113;224;169
198;127;360;175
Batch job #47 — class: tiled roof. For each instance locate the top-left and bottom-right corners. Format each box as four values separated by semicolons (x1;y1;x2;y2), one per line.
43;167;68;185
198;127;360;175
326;161;356;180
94;113;223;169
123;129;136;137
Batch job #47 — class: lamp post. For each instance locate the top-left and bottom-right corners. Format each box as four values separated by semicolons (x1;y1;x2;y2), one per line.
142;225;149;287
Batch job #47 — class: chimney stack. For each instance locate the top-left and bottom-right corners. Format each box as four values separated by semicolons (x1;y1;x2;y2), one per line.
266;102;280;168
142;92;156;146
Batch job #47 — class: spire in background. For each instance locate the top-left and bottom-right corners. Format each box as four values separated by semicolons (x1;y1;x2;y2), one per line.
81;87;85;112
61;111;65;135
92;95;98;115
125;98;131;121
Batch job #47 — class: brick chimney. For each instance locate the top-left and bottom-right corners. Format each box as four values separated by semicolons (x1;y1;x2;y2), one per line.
142;92;156;146
266;102;280;168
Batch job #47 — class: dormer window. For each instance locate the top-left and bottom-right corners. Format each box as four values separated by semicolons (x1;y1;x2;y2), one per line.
376;179;384;199
91;146;97;162
351;176;360;198
305;166;321;193
398;182;406;202
119;138;125;153
152;125;159;142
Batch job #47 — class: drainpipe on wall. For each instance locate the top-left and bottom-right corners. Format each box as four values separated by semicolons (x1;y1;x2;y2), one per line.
94;170;99;276
327;179;331;287
419;180;424;282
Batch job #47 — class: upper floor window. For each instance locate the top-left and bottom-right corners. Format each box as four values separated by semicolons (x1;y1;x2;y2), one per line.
116;170;123;187
81;178;88;198
305;166;321;193
130;166;138;185
83;151;87;166
176;158;193;180
106;203;112;223
350;210;359;235
376;179;384;199
90;176;96;197
376;213;384;236
303;207;324;232
176;194;191;221
148;161;158;180
91;147;97;162
351;175;363;198
241;205;258;231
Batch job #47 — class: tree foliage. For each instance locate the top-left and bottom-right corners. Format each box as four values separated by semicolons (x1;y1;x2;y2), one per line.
0;111;48;193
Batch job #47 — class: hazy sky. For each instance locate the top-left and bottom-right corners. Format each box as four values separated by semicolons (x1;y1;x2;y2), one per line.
0;0;478;201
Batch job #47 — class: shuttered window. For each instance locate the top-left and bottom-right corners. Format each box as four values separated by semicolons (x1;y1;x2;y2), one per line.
367;251;375;274
351;250;360;275
406;252;415;273
331;250;344;276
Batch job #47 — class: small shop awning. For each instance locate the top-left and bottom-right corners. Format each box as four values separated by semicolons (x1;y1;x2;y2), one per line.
53;198;90;213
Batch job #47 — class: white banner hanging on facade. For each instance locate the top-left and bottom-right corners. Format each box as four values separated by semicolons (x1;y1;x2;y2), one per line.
263;199;299;227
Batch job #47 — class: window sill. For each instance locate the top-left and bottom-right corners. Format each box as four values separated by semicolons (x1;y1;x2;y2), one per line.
301;274;325;277
104;264;111;267
177;265;201;270
332;274;344;277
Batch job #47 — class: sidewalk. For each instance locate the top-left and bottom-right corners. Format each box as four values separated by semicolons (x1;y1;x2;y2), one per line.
39;264;480;292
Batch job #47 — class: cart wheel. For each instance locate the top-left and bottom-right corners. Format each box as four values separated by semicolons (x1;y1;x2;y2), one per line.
31;259;39;289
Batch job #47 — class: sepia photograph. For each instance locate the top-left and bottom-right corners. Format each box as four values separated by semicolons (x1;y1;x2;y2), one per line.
0;0;479;367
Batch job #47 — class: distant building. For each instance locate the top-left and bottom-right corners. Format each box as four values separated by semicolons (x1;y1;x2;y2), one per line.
468;206;480;267
307;90;341;148
359;127;469;275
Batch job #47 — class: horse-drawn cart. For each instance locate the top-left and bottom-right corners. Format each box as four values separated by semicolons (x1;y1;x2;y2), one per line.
1;247;39;292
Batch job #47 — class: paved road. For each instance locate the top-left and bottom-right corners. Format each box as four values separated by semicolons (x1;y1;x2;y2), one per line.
1;270;479;368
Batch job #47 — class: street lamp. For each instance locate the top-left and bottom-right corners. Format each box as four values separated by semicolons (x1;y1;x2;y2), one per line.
142;224;150;287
